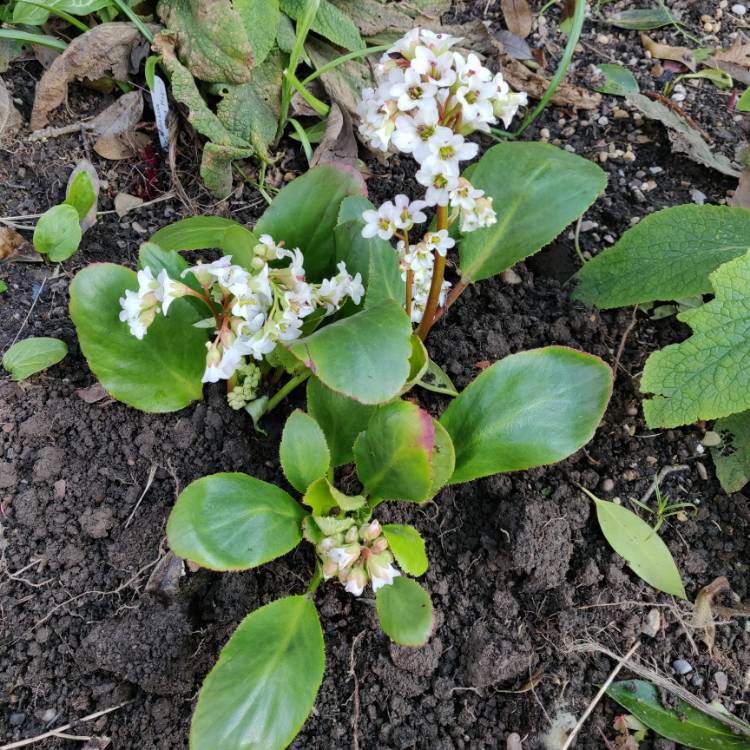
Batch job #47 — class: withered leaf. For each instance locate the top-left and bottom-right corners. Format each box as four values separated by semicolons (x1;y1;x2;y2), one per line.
311;102;366;192
0;227;25;260
30;23;153;131
692;576;730;652
641;33;696;71
74;382;109;403
94;131;151;160
0;75;22;138
493;30;534;61
89;90;143;137
729;169;750;210
708;39;750;85
501;0;533;39
114;192;144;217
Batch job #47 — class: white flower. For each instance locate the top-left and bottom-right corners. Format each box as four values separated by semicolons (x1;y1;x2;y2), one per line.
392;194;427;230
420;29;462;54
201;340;240;383
367;552;400;591
183;256;232;287
272;309;305;342
424;229;455;257
257;233;280;259
329;543;361;571
391;109;440;163
461;196;497;233
156;269;191;315
416;160;459;206
235;326;276;360
456;79;497;126
362;201;398;240
453;52;493;85
118;267;160;339
316;262;364;313
421;129;478;175
387;27;421;58
389;68;438;118
493;81;528;128
449;177;484;212
342;566;368;597
411;45;456;87
360;520;382;542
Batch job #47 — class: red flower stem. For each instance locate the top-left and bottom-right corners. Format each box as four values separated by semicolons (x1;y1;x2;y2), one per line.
415;205;449;341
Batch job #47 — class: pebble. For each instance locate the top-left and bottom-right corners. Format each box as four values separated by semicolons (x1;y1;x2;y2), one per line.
9;713;25;726
697;462;708;481
597;116;609;126
501;268;522;285
732;3;747;15
671;84;687;103
673;659;693;675
641;607;661;637
715;671;729;693
691;189;707;205
691;673;705;688
623;150;636;163
601;478;615;492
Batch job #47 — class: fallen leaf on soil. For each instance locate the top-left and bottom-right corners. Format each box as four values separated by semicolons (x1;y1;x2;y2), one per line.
74;382;108;403
30;23;154;131
640;33;697;71
94;131;151;160
145;551;185;598
89;90;143;137
311;102;365;191
692;575;730;652
493;29;534;61
114;192;144;217
474;360;491;369
67;159;100;232
0;227;25;260
729;169;750;209
0;75;22;138
501;0;533;39
626;93;741;177
708;39;750;85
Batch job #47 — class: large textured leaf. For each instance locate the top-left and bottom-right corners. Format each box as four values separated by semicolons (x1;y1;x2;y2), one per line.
281;0;364;51
712;411;750;494
376;577;433;647
2;337;67;381
69;264;207;412
574;205;750;308
354;400;435;502
191;595;324;750
280;410;330;494
458;143;607;283
157;0;254;83
441;347;613;484
167;473;304;570
607;680;750;749
256;165;364;281
289;300;412;404
642;250;750;427
233;0;279;65
306;376;376;466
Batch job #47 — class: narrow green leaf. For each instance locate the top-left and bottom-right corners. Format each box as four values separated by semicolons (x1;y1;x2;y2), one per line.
418;358;459;397
33;204;82;262
376;576;433;646
280;410;331;494
306;376;376;466
191;595;325;750
712;411;750;494
606;7;676;30
574;205;750;309
607;680;750;749
382;524;428;576
592;63;640;96
2;337;67;381
458;142;607;283
354;400;435;502
167;472;304;570
289;300;412;404
441;347;612;484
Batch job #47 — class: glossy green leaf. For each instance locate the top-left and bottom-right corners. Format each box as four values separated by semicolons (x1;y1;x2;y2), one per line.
233;0;279;64
281;0;364;51
149;216;246;251
584;488;685;598
592;63;640;96
0;280;7;294
13;0;112;24
167;472;304;570
738;87;750;113
69;263;208;412
458;143;607;283
191;595;324;750
574;205;750;309
2;336;67;381
306;376;376;466
418;358;459;397
606;7;676;30
440;347;613;484
641;250;750;427
33;204;82;261
280;410;331;494
65;169;96;221
382;524;428;576
429;419;455;498
402;335;429;393
289;300;412;404
712;411;750;494
354;400;435;502
303;477;365;515
607;680;750;749
376;576;433;646
256;165;364;281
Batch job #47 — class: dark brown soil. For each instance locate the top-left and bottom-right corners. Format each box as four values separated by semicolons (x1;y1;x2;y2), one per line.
2;3;749;749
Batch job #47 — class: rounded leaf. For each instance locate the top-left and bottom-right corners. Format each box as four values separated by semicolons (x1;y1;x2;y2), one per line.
33;204;82;261
69;263;208;412
280;410;330;494
441;347;613;484
429;419;455;498
382;524;428;576
2;336;67;381
167;473;304;570
191;595;325;750
376;577;433;647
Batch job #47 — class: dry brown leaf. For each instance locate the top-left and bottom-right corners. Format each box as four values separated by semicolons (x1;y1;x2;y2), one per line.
74;382;108;403
114;192;144;217
493;30;534;61
311;102;365;192
0;227;25;259
729;169;750;209
501;0;533;39
0;75;22;138
709;39;750;85
692;575;730;652
89;90;143;137
30;22;154;131
94;131;150;160
641;33;696;71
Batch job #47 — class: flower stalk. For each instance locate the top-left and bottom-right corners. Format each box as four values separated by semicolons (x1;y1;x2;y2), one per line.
416;205;449;340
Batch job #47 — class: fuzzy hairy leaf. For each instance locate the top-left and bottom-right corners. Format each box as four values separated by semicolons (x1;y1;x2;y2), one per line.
233;0;279;65
574;205;750;309
281;0;364;51
641;250;750;427
712;410;750;494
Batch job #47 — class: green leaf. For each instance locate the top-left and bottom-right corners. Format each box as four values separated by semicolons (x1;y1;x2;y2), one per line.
69;263;208;412
354;400;435;502
458;143;607;283
366;240;405;309
65;169;96;221
280;410;331;493
574;205;750;309
2;336;67;381
303;477;364;514
167;472;304;570
233;0;279;64
606;7;676;30
281;0;364;51
418;358;459;397
738;87;750;113
306;376;376;466
678;68;733;91
712;411;750;494
33;204;82;261
150;216;245;251
641;250;750;427
607;680;750;749
256;165;364;281
191;595;324;750
375;576;433;646
592;63;640;96
428;419;455;498
583;488;685;598
0;280;6;293
382;524;428;576
402;335;429;393
289;300;412;404
157;0;255;83
440;347;613;484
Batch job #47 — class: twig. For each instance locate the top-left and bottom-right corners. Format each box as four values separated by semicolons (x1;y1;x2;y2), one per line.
560;641;641;750
124;463;158;528
349;631;365;750
0;700;133;749
611;305;638;381
640;464;689;505
5;277;47;353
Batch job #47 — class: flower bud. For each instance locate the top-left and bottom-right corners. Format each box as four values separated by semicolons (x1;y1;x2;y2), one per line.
322;557;339;580
342;565;368;597
367;551;400;591
360;520;382;542
329;543;361;571
370;537;388;554
345;525;360;544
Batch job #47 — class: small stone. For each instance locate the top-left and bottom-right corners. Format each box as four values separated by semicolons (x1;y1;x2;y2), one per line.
673;659;693;675
641;607;661;637
641;180;657;192
623;150;636;163
649;166;663;175
539;127;551;140
597;115;609;126
53;479;66;500
131;221;148;235
714;671;729;693
597;151;608;163
691;673;705;688
691;189;707;205
622;468;638;481
601;478;615;492
613;108;630;119
732;3;747;15
501;268;522;285
9;713;26;726
596;34;610;44
696;462;708;480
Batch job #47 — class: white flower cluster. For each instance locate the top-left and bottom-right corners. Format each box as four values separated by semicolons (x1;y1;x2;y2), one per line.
316;520;400;597
119;234;364;385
